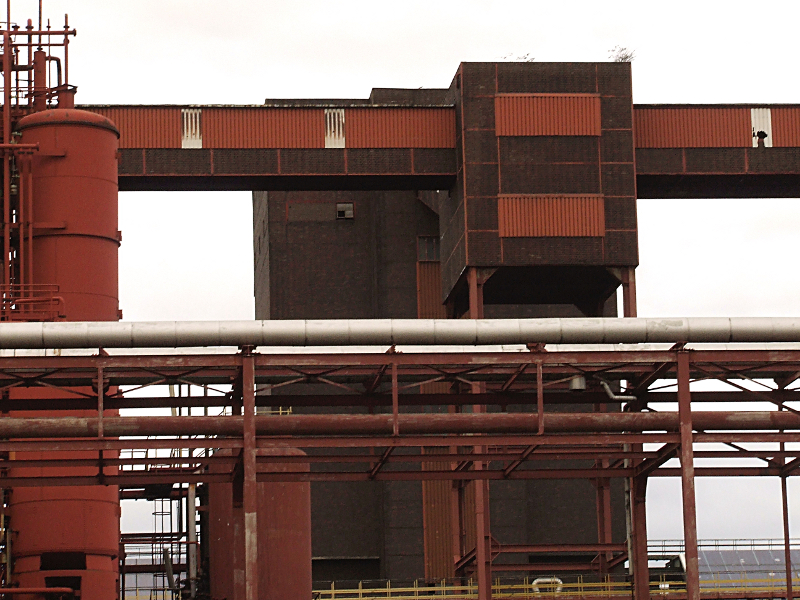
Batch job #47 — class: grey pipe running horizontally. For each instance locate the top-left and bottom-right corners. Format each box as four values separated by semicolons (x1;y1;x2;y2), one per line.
0;317;798;349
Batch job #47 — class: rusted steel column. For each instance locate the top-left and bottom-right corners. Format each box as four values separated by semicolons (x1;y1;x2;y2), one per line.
595;476;611;572
449;403;464;571
392;362;399;436
621;268;637;318
467;267;485;319
2;32;10;287
631;475;649;600
594;405;612;573
677;351;700;600
188;482;198;598
536;362;544;435
450;406;464;575
782;474;793;600
97;366;104;438
471;391;492;600
473;474;492;600
242;355;258;600
468;272;491;599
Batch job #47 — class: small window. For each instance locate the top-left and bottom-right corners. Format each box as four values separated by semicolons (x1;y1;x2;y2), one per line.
417;236;440;261
336;203;354;220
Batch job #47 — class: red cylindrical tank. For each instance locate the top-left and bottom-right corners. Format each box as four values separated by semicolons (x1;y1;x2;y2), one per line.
18;109;120;321
208;448;313;600
9;109;121;600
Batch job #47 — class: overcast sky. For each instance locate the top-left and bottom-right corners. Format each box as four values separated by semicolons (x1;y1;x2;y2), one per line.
16;0;800;544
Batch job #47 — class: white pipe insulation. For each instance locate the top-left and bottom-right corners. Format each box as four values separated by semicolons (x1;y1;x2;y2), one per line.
0;317;798;349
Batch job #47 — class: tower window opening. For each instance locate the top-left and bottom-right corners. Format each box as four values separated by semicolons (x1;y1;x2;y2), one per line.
336;203;354;220
417;236;440;261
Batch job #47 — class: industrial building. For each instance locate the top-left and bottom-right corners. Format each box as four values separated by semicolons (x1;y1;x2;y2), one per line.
0;5;798;600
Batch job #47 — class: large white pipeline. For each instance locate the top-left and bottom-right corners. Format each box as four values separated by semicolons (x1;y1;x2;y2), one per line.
0;317;798;349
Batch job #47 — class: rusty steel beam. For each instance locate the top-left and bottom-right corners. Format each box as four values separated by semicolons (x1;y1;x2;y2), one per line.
0;589;74;596
3;389;795;411
631;361;673;396
10;447;800;472
488;563;598;572
1;351;800;393
502;444;538;477
655;467;783;477
0;433;682;453
495;543;627;553
782;456;800;476
1;410;800;439
7;463;800;488
0;347;792;372
368;446;394;479
634;442;680;477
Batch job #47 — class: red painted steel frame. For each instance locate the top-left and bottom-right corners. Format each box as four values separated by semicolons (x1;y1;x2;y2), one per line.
0;345;797;599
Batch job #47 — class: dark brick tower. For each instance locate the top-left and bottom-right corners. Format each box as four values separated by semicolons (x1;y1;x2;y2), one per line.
253;62;637;583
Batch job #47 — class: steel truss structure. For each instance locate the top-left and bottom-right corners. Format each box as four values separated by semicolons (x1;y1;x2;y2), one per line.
0;344;799;600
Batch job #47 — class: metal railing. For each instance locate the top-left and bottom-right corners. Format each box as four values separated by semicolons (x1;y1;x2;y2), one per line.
649;538;800;554
123;591;178;600
312;574;800;600
0;283;64;321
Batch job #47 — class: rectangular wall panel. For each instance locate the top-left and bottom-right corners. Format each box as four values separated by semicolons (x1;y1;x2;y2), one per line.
345;108;455;148
422;447;455;580
88;107;182;148
416;262;446;318
771;108;800;147
495;94;601;136
498;195;605;237
634;107;751;148
203;108;325;148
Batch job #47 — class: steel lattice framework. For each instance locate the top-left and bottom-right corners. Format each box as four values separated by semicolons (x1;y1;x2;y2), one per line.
0;344;799;600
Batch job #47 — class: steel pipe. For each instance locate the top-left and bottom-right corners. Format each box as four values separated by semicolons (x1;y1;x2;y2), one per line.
0;317;799;348
0;589;73;595
0;411;798;438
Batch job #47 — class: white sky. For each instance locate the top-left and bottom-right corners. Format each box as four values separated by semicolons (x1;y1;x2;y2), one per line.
16;0;800;545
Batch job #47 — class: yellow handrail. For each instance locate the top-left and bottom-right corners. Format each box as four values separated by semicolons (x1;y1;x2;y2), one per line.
312;575;800;600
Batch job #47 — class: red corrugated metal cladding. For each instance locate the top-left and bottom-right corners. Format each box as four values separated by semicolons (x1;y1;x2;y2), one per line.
204;108;325;148
771;108;800;147
416;262;446;318
89;106;181;148
422;447;455;580
498;195;605;237
495;94;601;136
345;108;455;148
85;106;457;149
208;448;312;600
633;107;750;148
